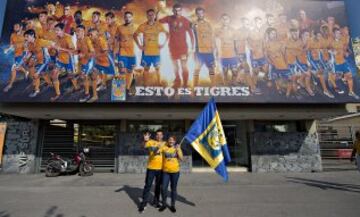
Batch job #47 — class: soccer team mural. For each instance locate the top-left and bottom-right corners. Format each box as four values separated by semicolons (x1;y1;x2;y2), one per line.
0;0;359;103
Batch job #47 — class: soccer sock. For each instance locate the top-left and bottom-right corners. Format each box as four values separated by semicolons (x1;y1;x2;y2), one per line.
54;80;60;96
193;74;199;87
84;77;90;95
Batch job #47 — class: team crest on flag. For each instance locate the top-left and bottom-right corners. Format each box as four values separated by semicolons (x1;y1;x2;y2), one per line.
185;98;231;181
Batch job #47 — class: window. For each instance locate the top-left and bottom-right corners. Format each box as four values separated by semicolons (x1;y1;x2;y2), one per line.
126;120;185;133
254;121;304;133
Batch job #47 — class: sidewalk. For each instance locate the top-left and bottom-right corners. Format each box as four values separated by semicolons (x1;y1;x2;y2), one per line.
0;171;359;217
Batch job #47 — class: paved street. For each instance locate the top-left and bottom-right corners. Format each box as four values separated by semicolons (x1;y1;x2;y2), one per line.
0;171;359;217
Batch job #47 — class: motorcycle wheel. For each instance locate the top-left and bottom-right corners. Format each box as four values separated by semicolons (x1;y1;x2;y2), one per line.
79;162;94;176
45;161;61;177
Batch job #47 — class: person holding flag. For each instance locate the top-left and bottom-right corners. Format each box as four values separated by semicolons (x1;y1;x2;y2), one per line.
185;97;231;181
159;135;184;213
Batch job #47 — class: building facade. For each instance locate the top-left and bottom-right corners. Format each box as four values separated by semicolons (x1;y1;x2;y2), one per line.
1;0;360;174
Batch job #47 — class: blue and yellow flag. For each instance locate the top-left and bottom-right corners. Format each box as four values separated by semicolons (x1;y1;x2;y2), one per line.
185;98;231;181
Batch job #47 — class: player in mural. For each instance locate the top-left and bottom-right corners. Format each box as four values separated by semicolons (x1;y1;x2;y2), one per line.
105;12;119;58
307;30;334;98
75;25;96;103
235;17;252;88
3;23;27;93
248;16;267;95
329;28;359;99
22;29;54;98
58;5;75;35
37;12;58;87
50;23;76;102
134;9;169;87
265;27;295;97
116;11;136;94
290;29;314;97
215;14;239;86
192;7;216;87
88;27;116;102
159;3;195;88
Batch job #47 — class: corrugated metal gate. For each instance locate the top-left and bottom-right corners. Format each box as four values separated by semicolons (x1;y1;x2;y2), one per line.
39;121;116;173
317;123;360;171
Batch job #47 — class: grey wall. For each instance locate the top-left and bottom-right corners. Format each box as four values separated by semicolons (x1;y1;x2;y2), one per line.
1;118;39;174
251;132;322;172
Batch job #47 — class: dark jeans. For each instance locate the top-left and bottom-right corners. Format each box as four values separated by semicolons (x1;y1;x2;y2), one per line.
161;172;180;207
142;169;162;205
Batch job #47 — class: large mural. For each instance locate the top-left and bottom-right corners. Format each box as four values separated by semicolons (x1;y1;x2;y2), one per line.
0;0;359;103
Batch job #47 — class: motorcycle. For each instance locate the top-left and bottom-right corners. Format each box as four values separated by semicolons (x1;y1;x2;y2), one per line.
45;148;94;177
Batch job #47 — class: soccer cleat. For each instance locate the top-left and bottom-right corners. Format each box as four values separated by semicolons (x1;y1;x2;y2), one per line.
334;88;344;94
87;96;98;103
348;92;360;100
306;89;315;97
29;90;40;98
24;71;29;80
323;91;335;99
79;94;91;103
96;84;107;92
3;84;13;93
50;94;60;102
254;88;262;95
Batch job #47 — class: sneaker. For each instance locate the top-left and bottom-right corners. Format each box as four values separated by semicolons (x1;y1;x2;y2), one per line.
323;91;335;99
29;90;40;98
158;205;167;212
65;87;74;94
306;89;315;97
87;96;98;103
96;84;106;92
50;94;60;102
79;94;91;102
152;200;161;208
253;88;262;95
3;84;12;93
169;206;176;213
138;204;146;213
335;88;344;94
24;71;29;80
128;86;136;96
348;91;360;100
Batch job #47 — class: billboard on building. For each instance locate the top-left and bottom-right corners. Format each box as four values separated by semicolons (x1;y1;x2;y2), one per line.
0;0;359;103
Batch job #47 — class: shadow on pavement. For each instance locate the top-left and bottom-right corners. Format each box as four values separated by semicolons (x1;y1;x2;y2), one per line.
286;177;360;193
0;211;10;217
44;206;86;217
115;185;196;207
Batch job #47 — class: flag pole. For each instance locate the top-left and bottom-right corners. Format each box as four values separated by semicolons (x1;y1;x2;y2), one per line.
178;136;186;147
